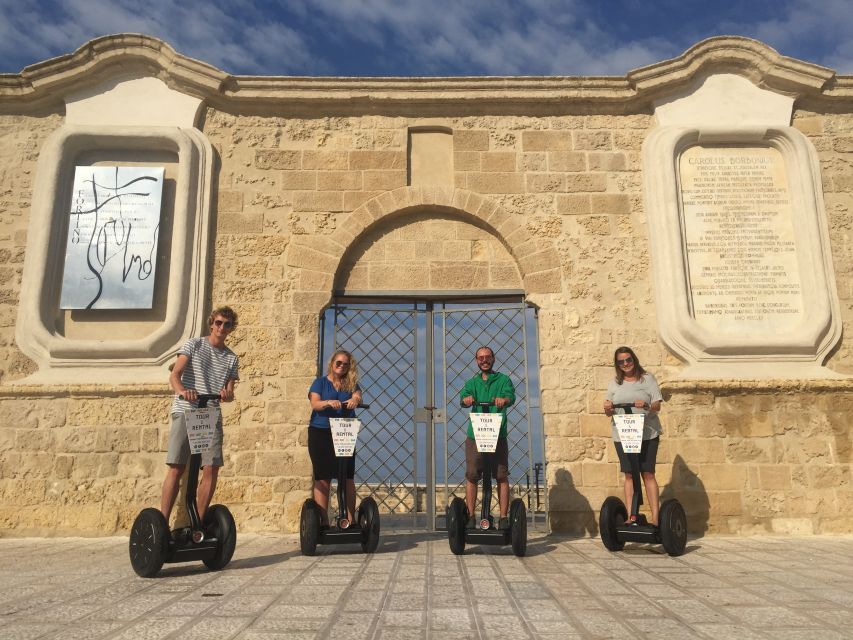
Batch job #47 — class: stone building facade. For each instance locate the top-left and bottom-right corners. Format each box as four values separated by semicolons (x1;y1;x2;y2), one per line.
0;34;851;536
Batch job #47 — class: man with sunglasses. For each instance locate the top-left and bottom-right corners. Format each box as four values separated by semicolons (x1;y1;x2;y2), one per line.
460;346;515;529
160;306;240;525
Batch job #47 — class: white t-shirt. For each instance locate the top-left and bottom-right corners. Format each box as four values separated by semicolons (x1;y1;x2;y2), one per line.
605;373;663;441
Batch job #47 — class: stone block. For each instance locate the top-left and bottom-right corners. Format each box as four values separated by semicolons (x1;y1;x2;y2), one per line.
349;150;406;170
363;170;407;191
302;150;348;170
281;171;317;190
526;173;565;193
579;414;611;437
556;194;591;215
573;131;612;150
548;151;586;172
286;244;337;272
218;190;243;212
317;171;362;191
454;151;480;171
480;152;517;172
697;464;747;491
522;131;571;152
454;130;489;152
565;174;607;192
582;462;618;487
467;172;524;194
759;464;792;489
590;194;631;214
255;149;300;170
587;152;627;171
490;264;522;287
217;212;263;234
293;191;344;212
429;263;488;289
370;263;429;289
832;137;853;153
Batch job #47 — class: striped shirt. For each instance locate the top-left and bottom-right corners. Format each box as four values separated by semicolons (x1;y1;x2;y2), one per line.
170;337;240;415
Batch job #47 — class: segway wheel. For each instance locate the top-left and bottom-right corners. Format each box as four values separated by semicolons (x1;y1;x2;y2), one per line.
202;504;237;570
358;496;381;553
129;508;170;578
300;499;321;556
509;498;527;557
599;496;627;552
447;497;467;556
659;499;688;556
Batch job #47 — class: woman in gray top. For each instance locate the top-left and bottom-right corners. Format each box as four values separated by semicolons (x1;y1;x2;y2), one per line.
603;346;663;525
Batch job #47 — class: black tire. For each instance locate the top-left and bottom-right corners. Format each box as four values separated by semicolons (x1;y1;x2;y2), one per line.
202;504;237;570
599;496;627;552
659;499;688;556
129;508;170;578
300;499;321;556
509;498;527;557
358;497;381;553
447;497;467;556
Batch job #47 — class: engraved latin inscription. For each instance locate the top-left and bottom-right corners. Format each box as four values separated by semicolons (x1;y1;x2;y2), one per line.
680;146;802;330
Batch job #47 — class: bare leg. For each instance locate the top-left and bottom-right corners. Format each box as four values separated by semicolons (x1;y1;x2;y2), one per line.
197;465;220;522
497;478;510;517
160;464;185;522
642;472;660;525
314;479;331;524
465;479;478;518
623;473;635;521
345;479;357;522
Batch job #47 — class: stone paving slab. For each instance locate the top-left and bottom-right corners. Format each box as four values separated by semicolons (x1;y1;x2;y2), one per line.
0;532;851;639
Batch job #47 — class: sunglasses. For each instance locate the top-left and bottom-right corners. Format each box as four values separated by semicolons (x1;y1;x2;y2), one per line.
213;320;234;329
334;360;350;367
617;356;634;365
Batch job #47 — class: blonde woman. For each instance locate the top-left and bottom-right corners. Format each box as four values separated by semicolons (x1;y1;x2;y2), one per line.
307;350;363;525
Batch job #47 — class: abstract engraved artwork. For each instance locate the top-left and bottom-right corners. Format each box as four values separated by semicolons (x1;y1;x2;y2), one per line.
59;166;165;309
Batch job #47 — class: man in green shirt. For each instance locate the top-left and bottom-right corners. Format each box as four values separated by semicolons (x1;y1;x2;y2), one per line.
460;346;516;529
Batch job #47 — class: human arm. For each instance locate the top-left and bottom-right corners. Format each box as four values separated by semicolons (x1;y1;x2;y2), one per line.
220;377;236;402
460;378;474;407
309;392;341;411
169;354;196;402
493;375;515;410
343;385;362;410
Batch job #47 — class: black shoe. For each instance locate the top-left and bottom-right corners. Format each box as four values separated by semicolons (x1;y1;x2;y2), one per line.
499;517;510;530
466;516;476;529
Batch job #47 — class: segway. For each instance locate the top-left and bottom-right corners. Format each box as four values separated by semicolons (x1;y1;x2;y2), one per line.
299;405;380;555
447;402;527;557
129;393;236;577
599;403;687;556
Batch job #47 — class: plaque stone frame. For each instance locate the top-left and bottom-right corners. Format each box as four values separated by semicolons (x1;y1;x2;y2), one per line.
643;125;841;378
15;125;214;383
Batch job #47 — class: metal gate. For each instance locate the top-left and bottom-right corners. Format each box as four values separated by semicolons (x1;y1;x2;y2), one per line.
320;296;546;531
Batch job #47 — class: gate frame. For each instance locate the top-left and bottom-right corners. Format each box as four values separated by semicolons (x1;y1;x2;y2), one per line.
322;289;548;532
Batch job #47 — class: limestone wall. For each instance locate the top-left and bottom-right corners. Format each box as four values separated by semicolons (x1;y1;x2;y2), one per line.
0;35;852;537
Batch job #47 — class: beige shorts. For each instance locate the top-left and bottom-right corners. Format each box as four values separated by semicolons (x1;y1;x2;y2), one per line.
166;412;224;467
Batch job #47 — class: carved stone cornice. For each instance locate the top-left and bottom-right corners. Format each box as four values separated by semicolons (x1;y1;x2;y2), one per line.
0;33;850;111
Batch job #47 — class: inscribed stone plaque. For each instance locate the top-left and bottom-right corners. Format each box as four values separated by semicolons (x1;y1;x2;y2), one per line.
59;166;165;309
679;146;802;333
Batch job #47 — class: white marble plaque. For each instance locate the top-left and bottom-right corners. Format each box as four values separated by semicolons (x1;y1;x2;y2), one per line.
680;146;803;333
60;166;165;309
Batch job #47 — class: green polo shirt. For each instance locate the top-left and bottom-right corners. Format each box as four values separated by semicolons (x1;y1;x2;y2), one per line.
459;371;516;438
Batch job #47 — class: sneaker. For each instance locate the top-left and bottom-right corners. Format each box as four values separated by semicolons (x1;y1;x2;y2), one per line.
498;517;510;530
625;515;637;526
466;516;476;529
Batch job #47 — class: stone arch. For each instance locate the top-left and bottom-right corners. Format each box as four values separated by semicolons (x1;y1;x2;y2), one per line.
286;187;562;313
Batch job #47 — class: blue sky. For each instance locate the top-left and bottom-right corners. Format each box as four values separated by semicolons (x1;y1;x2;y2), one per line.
2;0;852;77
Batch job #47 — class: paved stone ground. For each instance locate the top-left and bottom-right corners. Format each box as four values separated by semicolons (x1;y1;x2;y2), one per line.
0;532;852;639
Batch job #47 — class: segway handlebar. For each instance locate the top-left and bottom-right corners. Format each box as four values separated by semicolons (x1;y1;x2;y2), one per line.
179;393;223;403
609;402;649;412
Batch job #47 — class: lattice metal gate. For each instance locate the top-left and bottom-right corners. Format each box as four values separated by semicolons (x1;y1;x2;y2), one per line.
320;297;546;531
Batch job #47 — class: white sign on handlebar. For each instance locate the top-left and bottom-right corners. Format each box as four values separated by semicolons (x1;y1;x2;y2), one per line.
470;412;501;453
614;413;644;453
330;417;361;457
184;407;220;453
